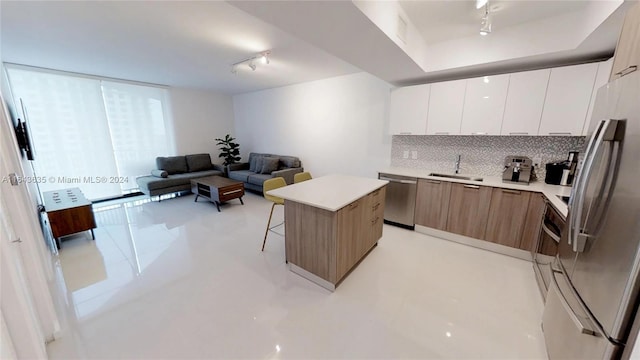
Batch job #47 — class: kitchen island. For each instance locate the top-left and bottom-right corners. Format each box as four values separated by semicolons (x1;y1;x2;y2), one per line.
267;174;388;291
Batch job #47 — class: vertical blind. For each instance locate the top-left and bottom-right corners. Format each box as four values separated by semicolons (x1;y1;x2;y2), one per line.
7;66;173;200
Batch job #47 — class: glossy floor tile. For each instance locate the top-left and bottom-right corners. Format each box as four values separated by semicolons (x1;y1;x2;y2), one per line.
47;192;547;359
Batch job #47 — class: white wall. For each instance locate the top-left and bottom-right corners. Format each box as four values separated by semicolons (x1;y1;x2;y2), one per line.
233;72;392;178
168;87;235;164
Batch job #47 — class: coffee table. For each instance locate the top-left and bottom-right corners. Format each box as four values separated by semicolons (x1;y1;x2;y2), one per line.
191;176;244;212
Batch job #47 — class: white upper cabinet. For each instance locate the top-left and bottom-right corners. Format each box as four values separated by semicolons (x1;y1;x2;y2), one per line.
426;79;466;135
388;84;430;135
501;69;551;136
583;59;614;135
538;63;599;136
460;74;510;135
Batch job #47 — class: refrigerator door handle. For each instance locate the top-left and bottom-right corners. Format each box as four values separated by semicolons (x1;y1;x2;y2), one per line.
568;120;606;248
549;264;596;336
580;120;625;247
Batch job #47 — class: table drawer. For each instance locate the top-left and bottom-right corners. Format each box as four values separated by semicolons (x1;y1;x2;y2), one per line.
217;184;244;202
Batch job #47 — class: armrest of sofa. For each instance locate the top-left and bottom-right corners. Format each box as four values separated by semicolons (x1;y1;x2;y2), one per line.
212;163;226;175
272;167;303;185
227;162;249;172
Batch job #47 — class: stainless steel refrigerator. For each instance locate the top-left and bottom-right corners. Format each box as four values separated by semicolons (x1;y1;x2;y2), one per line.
542;70;640;359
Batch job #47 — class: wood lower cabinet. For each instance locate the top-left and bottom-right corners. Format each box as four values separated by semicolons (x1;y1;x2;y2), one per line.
519;193;546;251
446;183;492;239
483;188;531;248
415;179;451;230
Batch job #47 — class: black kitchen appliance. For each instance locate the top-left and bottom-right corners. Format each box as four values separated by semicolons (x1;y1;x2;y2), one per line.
545;161;566;185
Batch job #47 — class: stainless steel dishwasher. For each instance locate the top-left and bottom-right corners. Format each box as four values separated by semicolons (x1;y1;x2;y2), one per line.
378;173;417;229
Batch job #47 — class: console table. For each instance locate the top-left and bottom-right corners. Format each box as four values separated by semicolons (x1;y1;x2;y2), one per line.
43;188;96;249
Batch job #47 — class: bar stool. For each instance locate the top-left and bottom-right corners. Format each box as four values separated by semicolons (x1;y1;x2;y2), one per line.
261;177;287;251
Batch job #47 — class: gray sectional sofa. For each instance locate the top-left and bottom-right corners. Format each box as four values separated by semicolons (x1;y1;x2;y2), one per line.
227;152;303;193
136;154;225;197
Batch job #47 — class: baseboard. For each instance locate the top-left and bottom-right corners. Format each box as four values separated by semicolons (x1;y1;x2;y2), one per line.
414;225;532;261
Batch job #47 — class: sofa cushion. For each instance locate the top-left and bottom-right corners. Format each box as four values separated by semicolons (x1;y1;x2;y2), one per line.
185;154;213;172
137;176;190;191
151;169;168;178
156;156;188;174
182;170;223;179
249;156;259;172
228;170;254;183
279;156;300;169
260;157;280;174
247;173;272;186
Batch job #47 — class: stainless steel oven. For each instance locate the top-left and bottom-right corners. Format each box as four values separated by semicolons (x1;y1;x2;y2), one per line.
533;200;565;300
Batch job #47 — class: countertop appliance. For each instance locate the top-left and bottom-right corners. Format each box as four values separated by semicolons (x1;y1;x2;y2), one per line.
378;173;417;229
545;161;567;185
541;71;640;359
502;155;534;184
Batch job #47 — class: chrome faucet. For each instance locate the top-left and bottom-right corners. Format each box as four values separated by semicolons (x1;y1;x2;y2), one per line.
455;155;461;174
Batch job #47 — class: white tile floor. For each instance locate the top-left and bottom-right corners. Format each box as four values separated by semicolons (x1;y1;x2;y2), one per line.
47;192;548;359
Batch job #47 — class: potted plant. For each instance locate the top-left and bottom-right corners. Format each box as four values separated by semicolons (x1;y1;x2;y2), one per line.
215;134;241;166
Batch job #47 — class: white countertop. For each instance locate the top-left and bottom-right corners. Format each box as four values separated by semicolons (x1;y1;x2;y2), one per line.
379;167;572;218
266;174;388;212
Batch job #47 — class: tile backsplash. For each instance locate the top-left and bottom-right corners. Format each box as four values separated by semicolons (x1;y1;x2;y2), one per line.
391;135;586;178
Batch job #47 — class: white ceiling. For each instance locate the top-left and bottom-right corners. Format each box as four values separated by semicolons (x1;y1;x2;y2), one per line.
400;0;593;45
0;1;360;94
0;1;631;95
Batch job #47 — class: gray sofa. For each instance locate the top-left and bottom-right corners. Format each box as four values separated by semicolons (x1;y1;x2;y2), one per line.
136;154;225;197
227;152;303;193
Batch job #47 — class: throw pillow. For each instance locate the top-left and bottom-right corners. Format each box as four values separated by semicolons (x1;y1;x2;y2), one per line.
254;156;265;173
260;157;280;174
151;169;168;178
249;155;259;172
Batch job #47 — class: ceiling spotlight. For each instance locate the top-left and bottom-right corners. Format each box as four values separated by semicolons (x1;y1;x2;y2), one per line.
479;4;492;36
230;50;271;74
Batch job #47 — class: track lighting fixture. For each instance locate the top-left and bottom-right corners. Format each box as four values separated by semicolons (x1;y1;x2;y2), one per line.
230;51;271;74
479;3;492;36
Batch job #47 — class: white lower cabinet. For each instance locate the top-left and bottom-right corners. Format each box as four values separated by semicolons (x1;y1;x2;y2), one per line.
501;69;551;136
538;63;599;136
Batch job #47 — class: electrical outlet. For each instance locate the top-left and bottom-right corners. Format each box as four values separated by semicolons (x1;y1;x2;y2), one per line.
411;150;418;159
403;150;409;159
533;157;542;167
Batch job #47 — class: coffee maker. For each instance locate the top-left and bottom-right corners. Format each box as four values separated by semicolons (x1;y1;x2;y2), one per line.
544;151;579;186
502;155;534;184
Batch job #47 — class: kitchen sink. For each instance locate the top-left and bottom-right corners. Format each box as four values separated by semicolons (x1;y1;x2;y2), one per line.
428;173;484;182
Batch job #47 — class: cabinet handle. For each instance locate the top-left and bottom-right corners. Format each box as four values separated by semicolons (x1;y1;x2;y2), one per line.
348;202;359;210
371;217;379;225
471;132;487;135
502;189;521;195
425;179;441;184
399;132;412;135
372;189;380;196
548;132;572;136
509;132;528;135
372;203;380;211
435;132;449;135
615;65;637;77
463;185;480;189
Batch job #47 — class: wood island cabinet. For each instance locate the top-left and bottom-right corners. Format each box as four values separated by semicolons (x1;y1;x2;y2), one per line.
483;188;531;248
414;179;451;230
446;183;492;239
